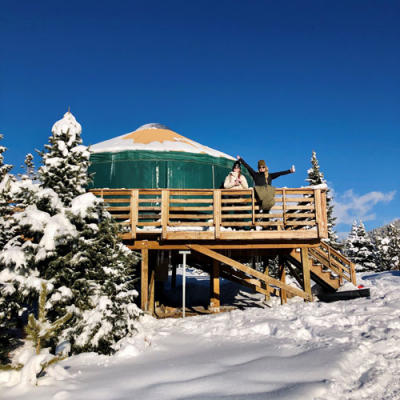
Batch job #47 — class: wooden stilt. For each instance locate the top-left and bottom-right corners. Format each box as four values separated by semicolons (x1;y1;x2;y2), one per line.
210;259;220;311
141;248;149;311
171;264;177;289
264;264;270;301
148;269;155;315
300;247;312;302
279;256;287;304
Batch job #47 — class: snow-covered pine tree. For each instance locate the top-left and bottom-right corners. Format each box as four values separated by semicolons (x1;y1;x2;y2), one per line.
0;283;71;387
306;150;339;249
355;221;377;272
0;181;62;365
42;193;142;354
375;224;400;271
0;135;14;250
343;220;358;261
38;111;91;206
344;220;377;272
1;183;141;356
0;134;13;182
1;111;141;357
19;153;37;181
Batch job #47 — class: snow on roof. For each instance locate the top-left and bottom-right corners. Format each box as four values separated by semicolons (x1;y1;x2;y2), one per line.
90;123;235;160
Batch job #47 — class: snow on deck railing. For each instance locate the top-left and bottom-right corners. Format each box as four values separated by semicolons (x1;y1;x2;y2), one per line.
89;188;328;241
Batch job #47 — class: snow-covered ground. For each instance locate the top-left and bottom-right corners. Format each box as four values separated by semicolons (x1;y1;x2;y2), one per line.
2;270;400;400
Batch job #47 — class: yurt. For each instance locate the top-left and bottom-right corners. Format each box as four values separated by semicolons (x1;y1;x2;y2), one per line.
88;123;250;189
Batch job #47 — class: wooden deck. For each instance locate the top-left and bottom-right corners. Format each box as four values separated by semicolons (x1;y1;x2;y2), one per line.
90;187;355;314
90;188;328;243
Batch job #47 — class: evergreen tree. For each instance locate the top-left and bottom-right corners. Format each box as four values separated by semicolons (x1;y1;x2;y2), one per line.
0;183;141;355
344;220;377;272
0;134;13;181
42;193;142;354
0;175;14;249
0;134;14;249
0;283;71;387
38;111;91;206
1;111;141;356
19;153;37;181
306;150;339;249
375;224;400;271
344;220;358;261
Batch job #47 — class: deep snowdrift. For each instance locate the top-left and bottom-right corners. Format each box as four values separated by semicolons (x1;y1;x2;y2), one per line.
2;271;400;400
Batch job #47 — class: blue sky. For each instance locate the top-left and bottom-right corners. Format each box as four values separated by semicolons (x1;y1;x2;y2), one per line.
1;1;399;235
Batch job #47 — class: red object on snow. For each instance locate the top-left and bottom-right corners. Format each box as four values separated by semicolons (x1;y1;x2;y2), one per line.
358;284;365;289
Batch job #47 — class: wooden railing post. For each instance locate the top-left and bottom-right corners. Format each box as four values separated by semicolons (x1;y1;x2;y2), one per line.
320;190;328;238
350;262;357;285
282;189;287;230
161;190;169;240
314;189;323;239
251;189;255;225
130;190;139;239
213;190;221;239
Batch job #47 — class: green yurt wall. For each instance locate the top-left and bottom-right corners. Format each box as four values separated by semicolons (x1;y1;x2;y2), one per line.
88;123;251;189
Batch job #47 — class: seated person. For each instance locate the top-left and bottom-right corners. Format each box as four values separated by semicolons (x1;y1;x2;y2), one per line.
224;161;249;189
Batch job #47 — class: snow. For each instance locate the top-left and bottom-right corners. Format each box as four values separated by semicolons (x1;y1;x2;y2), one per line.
90;124;235;160
1;270;400;399
51;112;82;146
69;193;101;219
36;214;77;258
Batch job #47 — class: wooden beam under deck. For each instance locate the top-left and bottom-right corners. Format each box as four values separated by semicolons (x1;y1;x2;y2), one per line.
128;240;321;251
188;244;312;301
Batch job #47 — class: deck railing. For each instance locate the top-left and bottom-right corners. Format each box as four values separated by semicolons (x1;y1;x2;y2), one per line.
90;188;328;241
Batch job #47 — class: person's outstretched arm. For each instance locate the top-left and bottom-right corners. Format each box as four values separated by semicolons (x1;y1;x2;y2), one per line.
237;155;257;180
269;165;295;180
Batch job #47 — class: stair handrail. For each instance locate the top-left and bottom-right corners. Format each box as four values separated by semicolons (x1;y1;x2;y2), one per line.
309;242;356;285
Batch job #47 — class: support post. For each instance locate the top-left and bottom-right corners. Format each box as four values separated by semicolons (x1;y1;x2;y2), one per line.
300;247;312;302
279;256;287;305
210;259;220;311
141;248;149;311
170;251;176;289
171;264;177;289
264;264;270;301
179;251;191;318
148;269;155;315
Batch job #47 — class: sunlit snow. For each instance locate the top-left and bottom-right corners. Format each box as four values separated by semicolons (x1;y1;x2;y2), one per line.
1;270;400;400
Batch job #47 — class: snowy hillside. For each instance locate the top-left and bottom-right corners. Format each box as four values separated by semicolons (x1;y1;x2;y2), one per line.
1;270;399;400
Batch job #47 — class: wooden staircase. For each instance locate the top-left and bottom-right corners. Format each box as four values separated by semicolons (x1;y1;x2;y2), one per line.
285;242;356;292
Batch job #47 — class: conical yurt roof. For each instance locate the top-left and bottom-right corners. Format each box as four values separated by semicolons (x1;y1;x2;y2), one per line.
90;123;234;160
